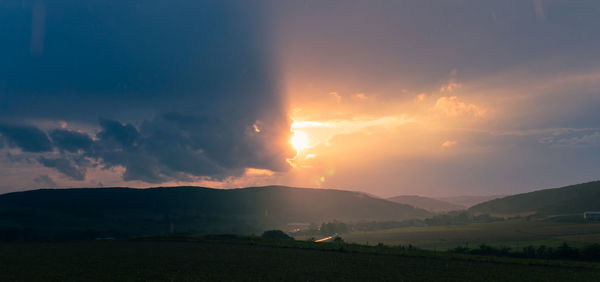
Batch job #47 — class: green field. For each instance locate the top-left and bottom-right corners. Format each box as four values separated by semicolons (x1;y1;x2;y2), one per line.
1;237;600;281
342;219;600;249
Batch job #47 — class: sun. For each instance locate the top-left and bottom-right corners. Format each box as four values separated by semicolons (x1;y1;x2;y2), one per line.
291;130;309;152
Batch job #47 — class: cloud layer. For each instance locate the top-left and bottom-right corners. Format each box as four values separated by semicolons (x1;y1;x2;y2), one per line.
0;1;294;186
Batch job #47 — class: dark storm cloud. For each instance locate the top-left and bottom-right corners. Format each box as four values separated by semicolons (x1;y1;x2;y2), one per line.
97;119;141;150
39;157;86;181
0;124;53;153
0;1;282;121
0;1;294;183
49;129;94;153
89;117;230;182
0;115;293;182
80;114;290;182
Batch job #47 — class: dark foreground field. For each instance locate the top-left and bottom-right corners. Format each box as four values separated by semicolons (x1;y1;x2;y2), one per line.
1;237;599;281
341;219;600;249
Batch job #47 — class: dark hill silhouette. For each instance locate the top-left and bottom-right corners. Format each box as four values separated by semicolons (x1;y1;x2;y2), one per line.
435;195;506;208
0;186;431;239
469;181;600;215
388;195;465;212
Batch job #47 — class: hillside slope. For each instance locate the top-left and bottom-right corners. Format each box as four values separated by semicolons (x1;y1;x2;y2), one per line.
388;195;464;212
469;181;600;215
0;186;431;238
435;195;506;208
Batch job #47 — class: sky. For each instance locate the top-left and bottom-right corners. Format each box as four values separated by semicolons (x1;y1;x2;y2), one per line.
1;0;599;197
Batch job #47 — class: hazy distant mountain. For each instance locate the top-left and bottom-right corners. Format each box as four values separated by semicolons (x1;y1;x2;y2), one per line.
0;186;431;239
469;181;600;215
435;195;506;208
388;195;465;212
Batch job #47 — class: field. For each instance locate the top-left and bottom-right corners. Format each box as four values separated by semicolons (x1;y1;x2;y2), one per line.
342;219;600;250
1;237;600;281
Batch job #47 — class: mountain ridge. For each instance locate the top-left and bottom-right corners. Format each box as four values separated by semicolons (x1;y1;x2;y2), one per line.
0;185;431;239
469;181;600;215
388;195;465;212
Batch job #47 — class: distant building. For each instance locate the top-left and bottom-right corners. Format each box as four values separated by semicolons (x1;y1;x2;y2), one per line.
583;211;600;220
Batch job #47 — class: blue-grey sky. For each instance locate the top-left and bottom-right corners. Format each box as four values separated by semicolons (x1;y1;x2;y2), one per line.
1;0;599;197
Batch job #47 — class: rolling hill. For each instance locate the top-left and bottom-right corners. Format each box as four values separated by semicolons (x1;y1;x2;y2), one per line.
0;186;431;239
469;181;600;215
435;195;506;208
387;195;465;212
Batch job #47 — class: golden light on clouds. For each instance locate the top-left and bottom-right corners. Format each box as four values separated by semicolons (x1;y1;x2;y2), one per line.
281;75;497;190
245;168;274;176
441;140;457;148
439;82;462;93
285;115;416;172
434;96;486;118
252;123;261;133
355;93;368;100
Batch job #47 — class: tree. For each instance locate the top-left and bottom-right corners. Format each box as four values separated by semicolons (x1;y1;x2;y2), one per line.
261;230;293;240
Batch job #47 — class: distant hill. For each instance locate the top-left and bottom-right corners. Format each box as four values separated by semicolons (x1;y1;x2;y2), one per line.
0;186;431;239
469;181;600;215
388;195;464;212
435;195;506;208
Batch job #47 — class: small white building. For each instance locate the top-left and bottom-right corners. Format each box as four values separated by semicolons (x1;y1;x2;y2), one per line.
583;211;600;220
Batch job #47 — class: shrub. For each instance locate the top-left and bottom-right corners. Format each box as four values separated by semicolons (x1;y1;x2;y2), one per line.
261;230;293;240
452;246;469;254
582;244;600;260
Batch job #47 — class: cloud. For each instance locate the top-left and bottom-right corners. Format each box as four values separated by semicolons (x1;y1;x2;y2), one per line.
49;129;94;153
245;168;275;176
6;111;294;183
39;157;86;181
440;82;462;93
0;124;53;153
90;116;252;183
441;140;457;148
487;127;600;137
355;93;368;100
291;115;414;151
96;119;141;150
0;1;295;185
34;174;56;187
434;96;486;118
539;132;600;148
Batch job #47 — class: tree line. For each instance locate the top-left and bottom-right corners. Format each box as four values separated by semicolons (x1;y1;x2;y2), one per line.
451;242;600;261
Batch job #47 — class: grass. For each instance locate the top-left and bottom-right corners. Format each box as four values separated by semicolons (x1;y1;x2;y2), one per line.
341;219;600;250
1;236;600;281
3;219;600;281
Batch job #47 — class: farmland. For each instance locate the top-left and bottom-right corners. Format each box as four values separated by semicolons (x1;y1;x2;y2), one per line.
1;236;600;281
342;218;600;250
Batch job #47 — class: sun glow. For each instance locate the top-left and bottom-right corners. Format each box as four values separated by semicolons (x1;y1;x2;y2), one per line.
291;130;309;152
